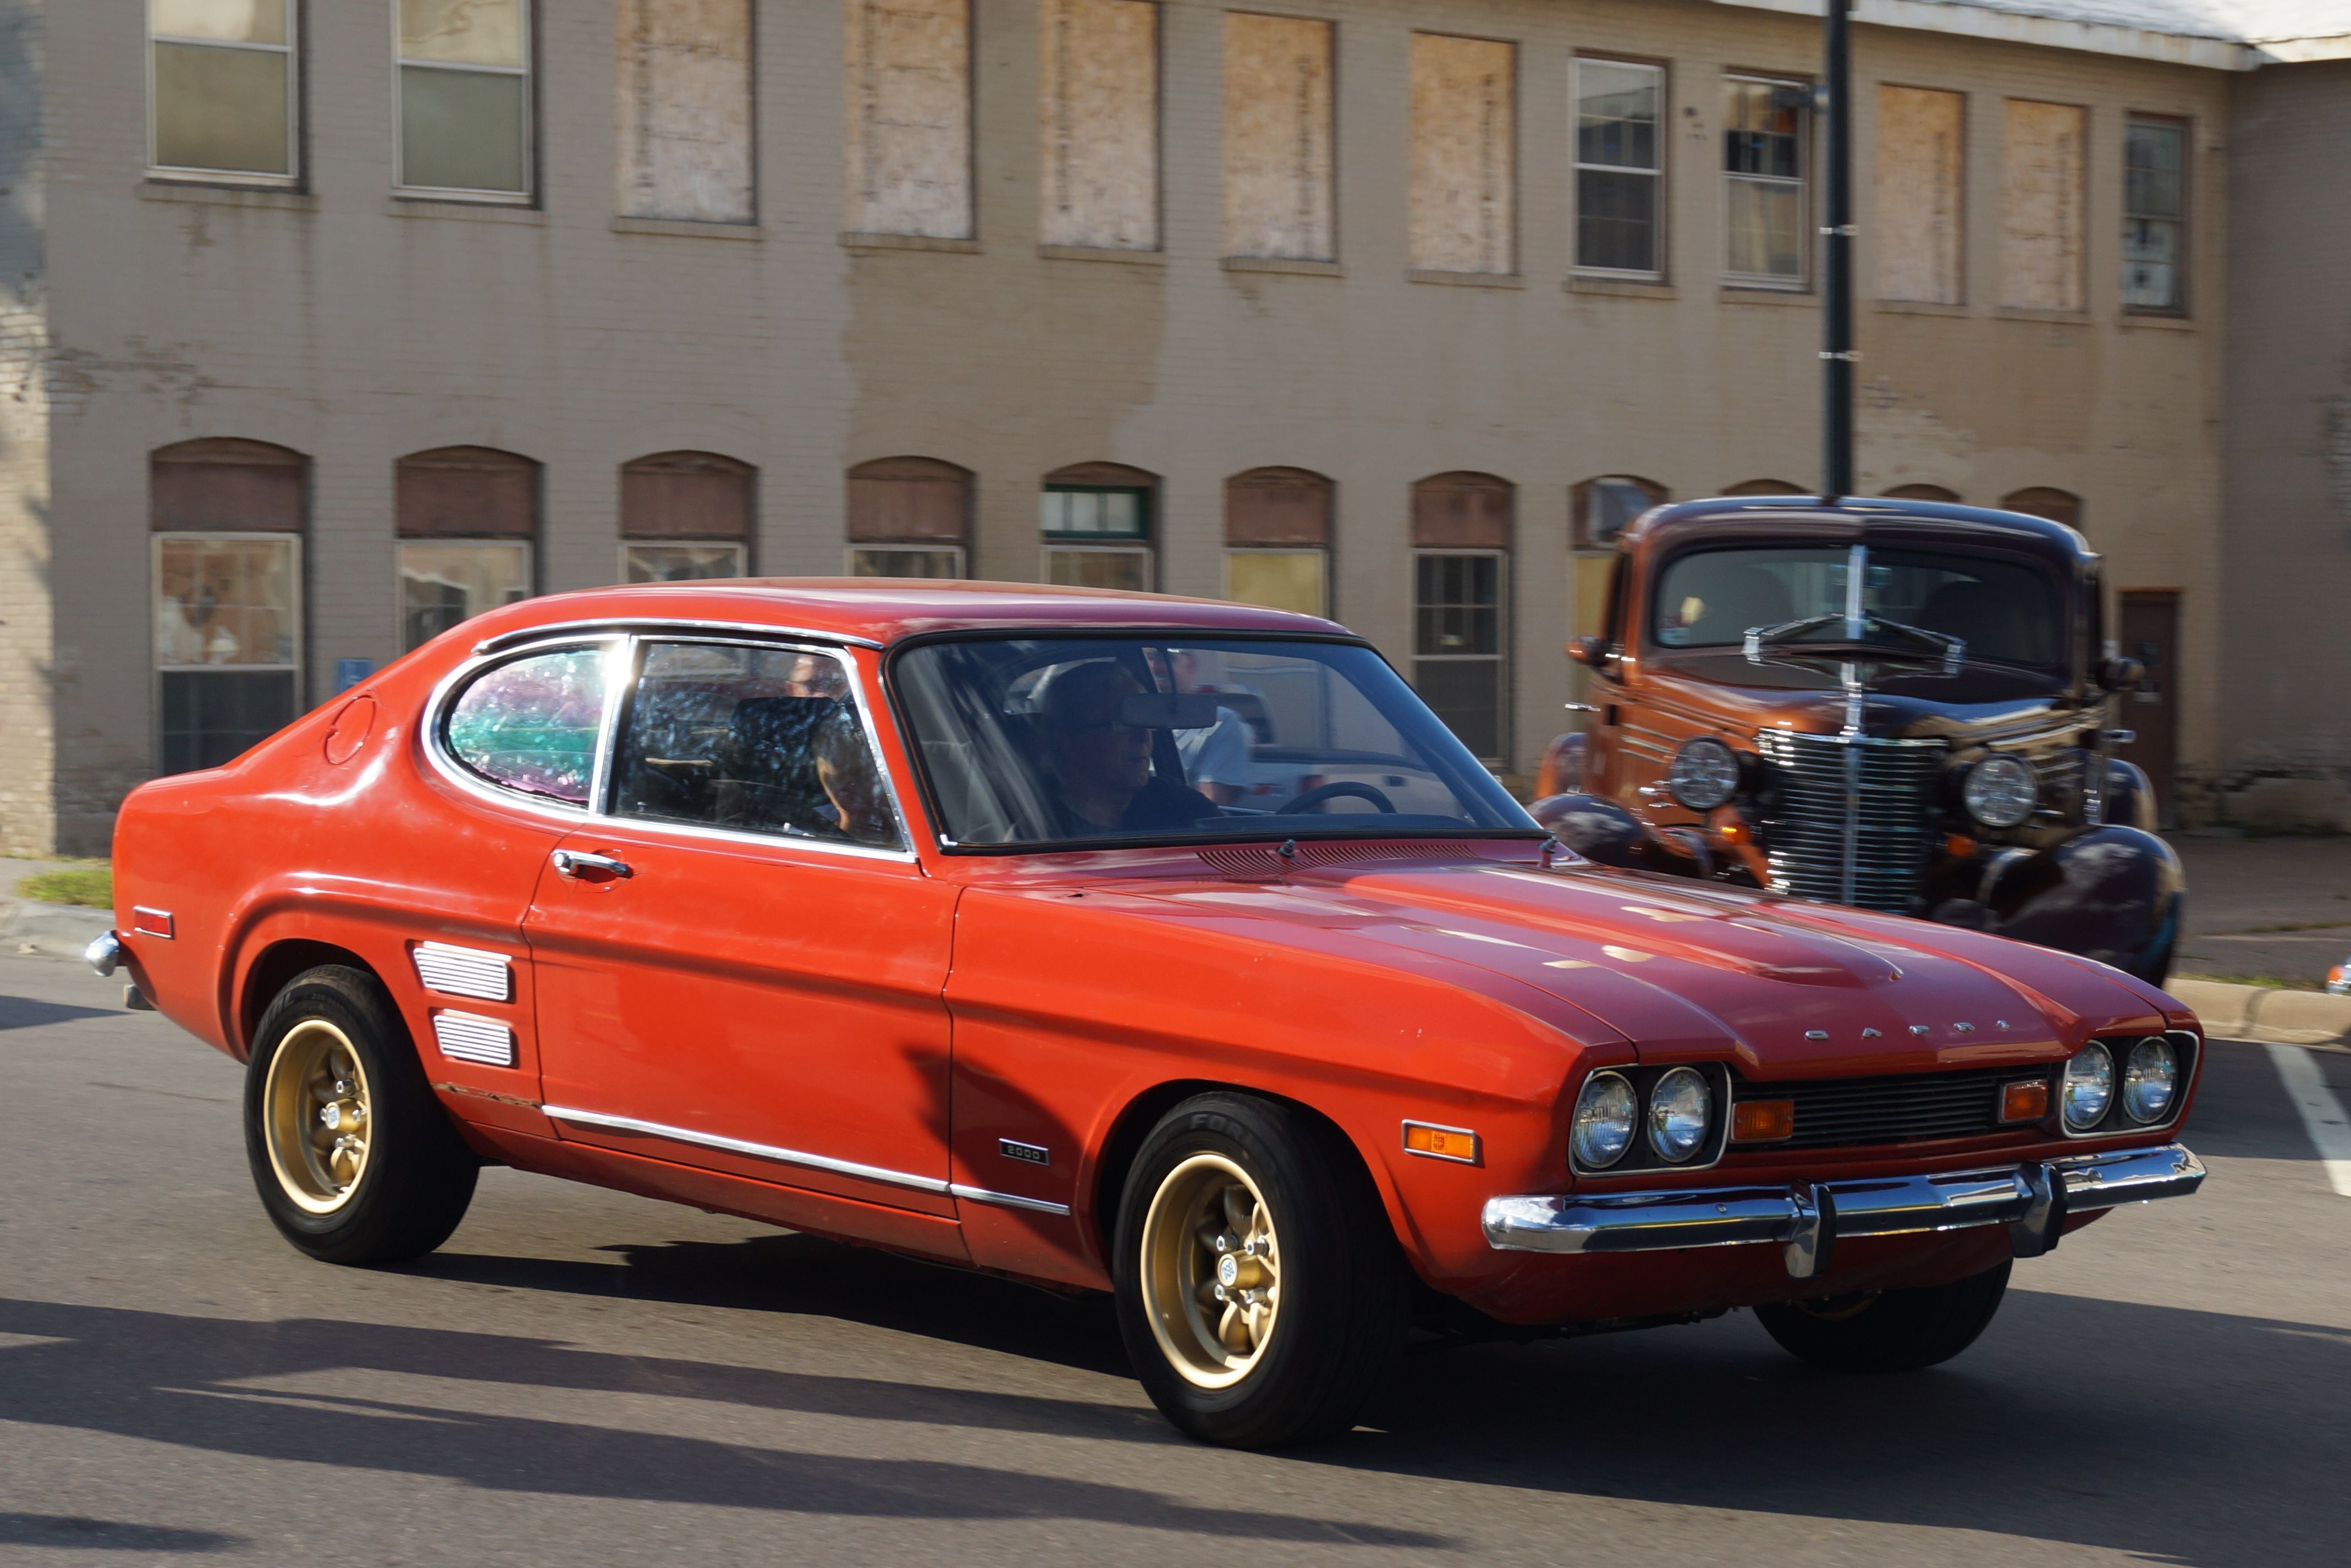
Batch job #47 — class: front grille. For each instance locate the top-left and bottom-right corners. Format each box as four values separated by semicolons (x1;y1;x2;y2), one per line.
1753;731;1947;912
1737;1064;2047;1151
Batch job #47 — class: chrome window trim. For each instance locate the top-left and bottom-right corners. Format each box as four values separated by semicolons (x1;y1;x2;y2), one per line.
473;618;885;656
546;1105;951;1194
421;635;616;828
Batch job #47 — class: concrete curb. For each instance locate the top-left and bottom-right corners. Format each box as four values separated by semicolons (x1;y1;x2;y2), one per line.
2171;978;2351;1049
0;896;113;961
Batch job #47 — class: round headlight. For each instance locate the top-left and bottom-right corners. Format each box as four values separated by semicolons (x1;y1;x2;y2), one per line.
1647;1067;1713;1163
2062;1042;2115;1130
2122;1037;2179;1123
1962;754;2038;829
1572;1072;1638;1169
1667;738;1742;812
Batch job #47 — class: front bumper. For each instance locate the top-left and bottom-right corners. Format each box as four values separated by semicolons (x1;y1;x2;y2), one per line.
1480;1142;2203;1280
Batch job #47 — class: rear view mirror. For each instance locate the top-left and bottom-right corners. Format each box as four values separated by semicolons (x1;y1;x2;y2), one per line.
1121;692;1220;730
1568;635;1611;669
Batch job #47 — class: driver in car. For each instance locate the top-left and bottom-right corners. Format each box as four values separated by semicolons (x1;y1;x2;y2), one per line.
1039;660;1223;836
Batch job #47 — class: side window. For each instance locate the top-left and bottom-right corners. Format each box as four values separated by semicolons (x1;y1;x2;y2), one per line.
444;646;609;805
612;643;902;850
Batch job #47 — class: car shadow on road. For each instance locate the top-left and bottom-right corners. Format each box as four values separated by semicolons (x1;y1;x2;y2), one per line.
0;1514;243;1553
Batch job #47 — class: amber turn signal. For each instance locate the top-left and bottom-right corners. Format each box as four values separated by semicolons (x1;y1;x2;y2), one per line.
1731;1101;1794;1143
2002;1080;2051;1123
1944;833;1977;859
1402;1122;1479;1163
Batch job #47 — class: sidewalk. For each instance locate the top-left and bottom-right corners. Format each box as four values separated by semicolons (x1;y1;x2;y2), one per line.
2173;834;2351;989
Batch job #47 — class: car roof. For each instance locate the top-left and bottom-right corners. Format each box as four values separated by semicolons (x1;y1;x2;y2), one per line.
1623;496;2094;564
453;578;1355;652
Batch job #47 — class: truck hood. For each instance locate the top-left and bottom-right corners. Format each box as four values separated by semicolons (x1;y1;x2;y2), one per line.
1644;653;2076;739
1125;857;2178;1076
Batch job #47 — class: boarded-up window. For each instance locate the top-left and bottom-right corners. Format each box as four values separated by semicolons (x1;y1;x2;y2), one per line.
396;447;538;538
1223;13;1334;261
1039;0;1158;250
1225;468;1332;618
844;0;971;239
1876;85;1963;304
2001;486;2082;530
615;0;755;224
2002;100;2086;311
849;456;971;578
621;452;752;581
151;438;306;533
1412;472;1512;549
1409;35;1515;275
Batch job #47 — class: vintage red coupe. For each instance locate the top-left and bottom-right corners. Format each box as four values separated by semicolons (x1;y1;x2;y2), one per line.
96;581;2205;1447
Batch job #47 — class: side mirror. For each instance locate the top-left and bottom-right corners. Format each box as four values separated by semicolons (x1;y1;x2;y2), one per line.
2097;655;2144;692
1568;635;1612;670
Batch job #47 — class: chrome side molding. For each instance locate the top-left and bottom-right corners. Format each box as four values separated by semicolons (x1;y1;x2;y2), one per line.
1482;1143;2205;1278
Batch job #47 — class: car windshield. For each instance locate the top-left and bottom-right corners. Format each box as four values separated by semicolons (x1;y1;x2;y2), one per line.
890;636;1539;848
1651;544;2065;668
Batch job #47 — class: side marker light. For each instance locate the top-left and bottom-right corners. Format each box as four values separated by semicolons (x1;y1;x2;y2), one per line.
1402;1121;1480;1164
1732;1101;1794;1143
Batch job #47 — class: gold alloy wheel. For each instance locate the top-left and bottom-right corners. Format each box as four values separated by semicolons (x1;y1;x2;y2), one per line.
262;1020;373;1215
1140;1153;1282;1389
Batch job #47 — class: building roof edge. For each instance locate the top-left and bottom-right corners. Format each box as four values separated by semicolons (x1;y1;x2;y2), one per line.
1709;0;2263;70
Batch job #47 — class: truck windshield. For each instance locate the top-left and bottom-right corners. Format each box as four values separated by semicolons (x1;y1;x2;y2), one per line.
1651;546;2064;669
890;636;1539;849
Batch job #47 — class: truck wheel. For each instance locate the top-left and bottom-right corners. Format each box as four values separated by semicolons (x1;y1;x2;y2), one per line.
1754;1259;2011;1373
1114;1093;1408;1448
244;965;478;1266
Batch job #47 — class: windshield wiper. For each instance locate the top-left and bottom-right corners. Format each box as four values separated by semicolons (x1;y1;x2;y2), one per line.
1743;611;1964;675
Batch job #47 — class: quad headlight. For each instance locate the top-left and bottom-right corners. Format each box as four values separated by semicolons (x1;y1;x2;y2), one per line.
1667;738;1742;812
1647;1067;1713;1163
1962;754;2039;829
2062;1042;2115;1130
2122;1036;2180;1124
1571;1071;1638;1169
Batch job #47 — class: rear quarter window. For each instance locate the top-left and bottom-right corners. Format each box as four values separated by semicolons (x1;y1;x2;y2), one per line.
443;646;608;805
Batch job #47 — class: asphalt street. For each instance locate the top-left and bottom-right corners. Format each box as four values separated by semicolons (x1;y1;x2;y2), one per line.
3;950;2348;1568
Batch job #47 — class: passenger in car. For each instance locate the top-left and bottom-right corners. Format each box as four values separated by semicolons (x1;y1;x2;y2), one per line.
1038;660;1222;836
810;705;896;847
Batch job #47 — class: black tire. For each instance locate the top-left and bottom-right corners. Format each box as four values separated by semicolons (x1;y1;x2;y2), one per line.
1754;1259;2012;1373
243;965;479;1266
1113;1093;1409;1448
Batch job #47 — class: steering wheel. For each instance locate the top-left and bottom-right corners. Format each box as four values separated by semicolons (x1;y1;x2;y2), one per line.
1276;780;1398;815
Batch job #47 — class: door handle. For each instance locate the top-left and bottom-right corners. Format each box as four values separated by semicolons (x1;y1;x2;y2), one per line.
551;849;634;883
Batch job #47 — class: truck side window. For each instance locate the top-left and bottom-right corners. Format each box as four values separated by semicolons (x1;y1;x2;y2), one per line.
1603;556;1629;657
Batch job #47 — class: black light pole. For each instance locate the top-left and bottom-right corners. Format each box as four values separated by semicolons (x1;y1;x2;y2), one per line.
1821;0;1856;501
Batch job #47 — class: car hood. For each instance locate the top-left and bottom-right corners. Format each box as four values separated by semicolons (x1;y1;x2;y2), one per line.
1122;857;2177;1076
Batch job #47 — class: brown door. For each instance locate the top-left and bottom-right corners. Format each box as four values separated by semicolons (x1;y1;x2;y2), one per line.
2116;591;2179;827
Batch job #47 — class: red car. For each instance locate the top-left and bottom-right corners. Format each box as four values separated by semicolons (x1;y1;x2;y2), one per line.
94;581;2206;1448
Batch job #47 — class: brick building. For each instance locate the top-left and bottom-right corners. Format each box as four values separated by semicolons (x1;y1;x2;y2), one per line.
2;0;2346;855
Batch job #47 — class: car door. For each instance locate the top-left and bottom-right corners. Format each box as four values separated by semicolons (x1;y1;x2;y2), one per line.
524;637;959;1217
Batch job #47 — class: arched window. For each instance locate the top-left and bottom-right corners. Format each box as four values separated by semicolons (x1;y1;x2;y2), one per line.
152;439;307;775
1224;467;1332;617
395;447;538;652
2001;487;2083;530
1041;461;1156;591
847;456;971;578
1885;483;1961;503
1411;472;1513;762
1721;478;1809;497
621;452;754;582
1571;475;1665;551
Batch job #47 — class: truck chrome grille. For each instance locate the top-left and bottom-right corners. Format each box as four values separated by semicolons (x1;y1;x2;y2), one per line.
1753;731;1947;912
1738;1064;2047;1151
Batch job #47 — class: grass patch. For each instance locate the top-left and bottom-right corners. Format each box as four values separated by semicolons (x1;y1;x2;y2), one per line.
2175;971;2325;992
16;866;112;908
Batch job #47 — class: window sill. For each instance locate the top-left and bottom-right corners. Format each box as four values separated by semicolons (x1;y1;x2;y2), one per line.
1719;285;1816;306
1408;269;1523;289
387;196;543;224
840;231;980;254
140;180;314;211
611;216;761;240
1223;255;1342;277
1873;298;1969;316
1994;305;2093;324
1567;274;1675;300
1040;243;1165;264
2119;311;2196;332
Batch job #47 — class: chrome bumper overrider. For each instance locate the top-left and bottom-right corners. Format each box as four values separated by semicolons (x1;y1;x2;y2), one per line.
1480;1143;2204;1280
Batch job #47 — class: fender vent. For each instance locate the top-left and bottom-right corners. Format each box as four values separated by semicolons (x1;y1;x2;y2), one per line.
413;942;514;1003
1196;841;1471;882
432;1010;516;1069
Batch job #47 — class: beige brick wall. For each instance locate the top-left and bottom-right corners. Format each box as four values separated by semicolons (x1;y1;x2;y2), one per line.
9;0;2238;851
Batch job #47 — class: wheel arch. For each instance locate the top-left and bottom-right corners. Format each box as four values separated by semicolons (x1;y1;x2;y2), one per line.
238;939;387;1059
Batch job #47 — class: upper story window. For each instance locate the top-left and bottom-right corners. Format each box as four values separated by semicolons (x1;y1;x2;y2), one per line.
444;645;609;806
397;0;533;199
1042;464;1155;591
2001;98;2088;312
1222;12;1335;263
616;0;755;225
844;0;973;240
1723;75;1807;286
396;447;538;651
1409;33;1517;277
1574;58;1663;277
1875;85;1965;305
848;457;972;578
2123;117;2187;315
620;452;753;582
1039;0;1160;251
148;1;299;183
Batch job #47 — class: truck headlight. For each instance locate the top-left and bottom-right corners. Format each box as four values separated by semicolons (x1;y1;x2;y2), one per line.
1667;739;1742;812
1571;1072;1638;1169
1647;1067;1713;1163
1962;755;2038;829
2062;1042;2115;1130
2122;1037;2179;1123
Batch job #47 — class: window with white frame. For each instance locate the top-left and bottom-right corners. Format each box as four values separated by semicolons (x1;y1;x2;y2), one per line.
400;542;532;651
1574;59;1662;276
1723;74;1807;285
2123;116;2187;314
149;1;299;181
397;0;532;198
395;445;538;651
1410;472;1512;763
1042;474;1154;591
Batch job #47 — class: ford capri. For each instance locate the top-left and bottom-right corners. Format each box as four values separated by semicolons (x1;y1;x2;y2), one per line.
95;581;2206;1448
